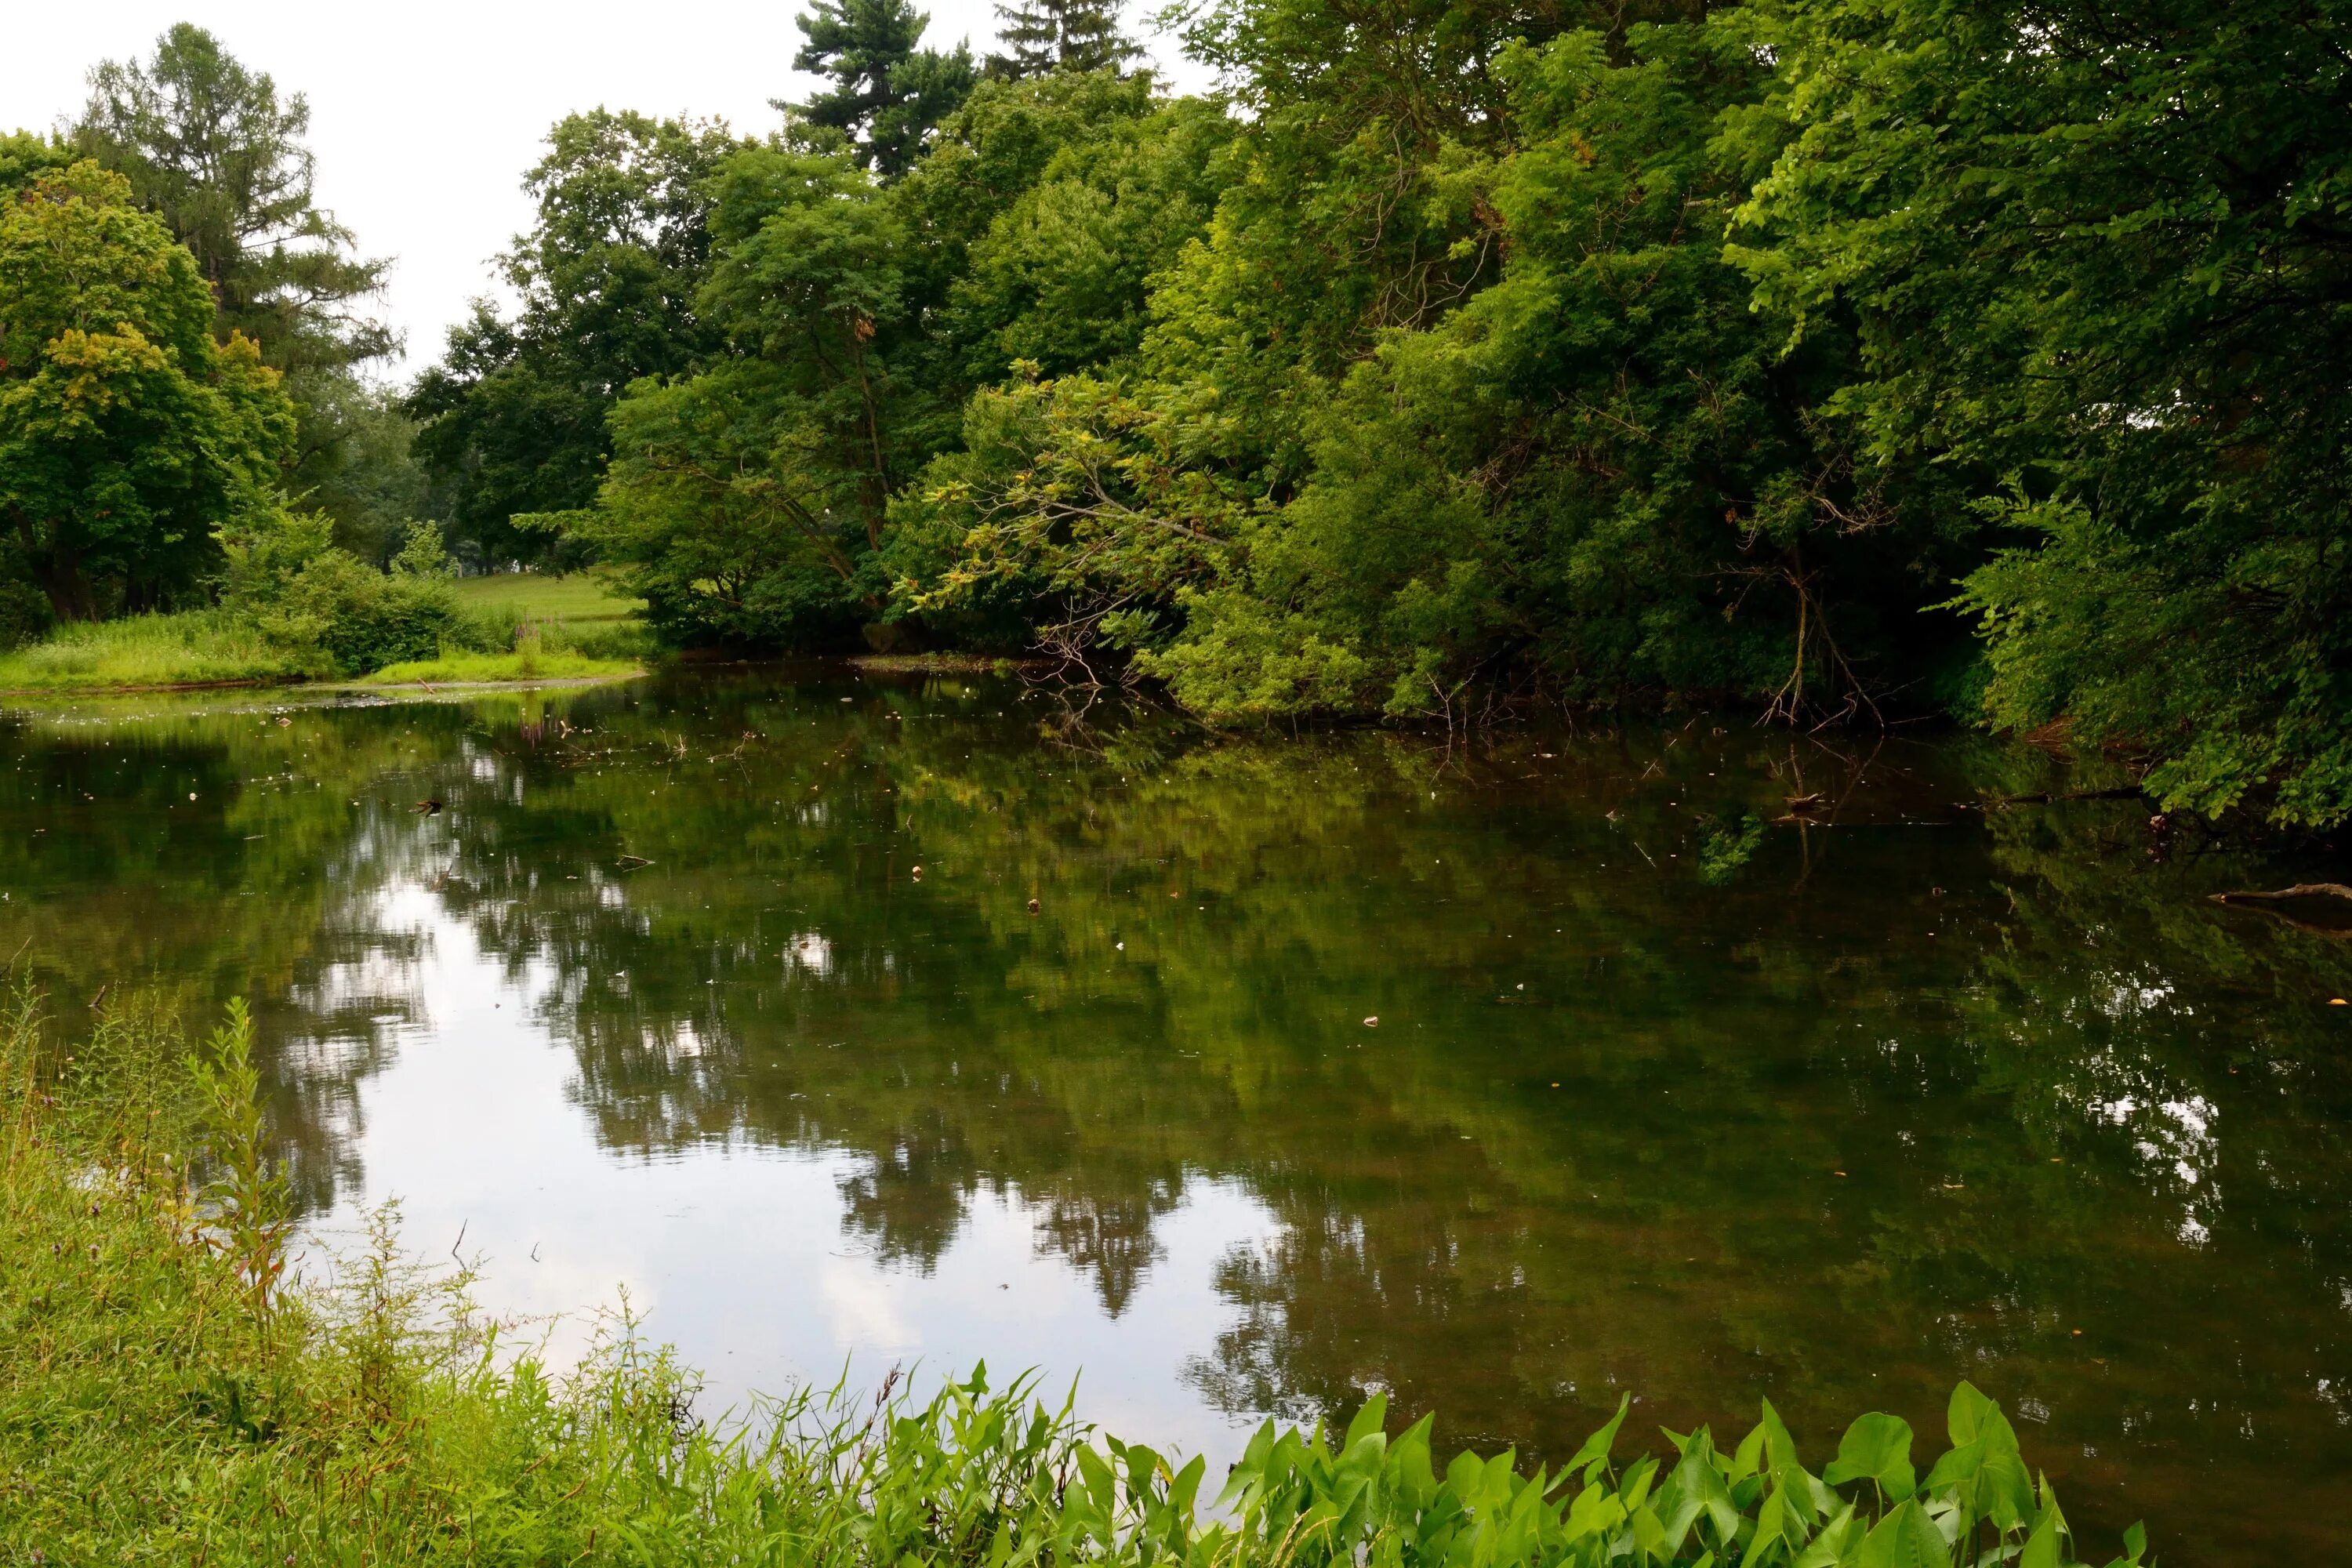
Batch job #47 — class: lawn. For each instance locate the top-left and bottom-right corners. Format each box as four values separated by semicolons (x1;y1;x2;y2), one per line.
354;647;644;685
0;572;653;693
450;568;646;633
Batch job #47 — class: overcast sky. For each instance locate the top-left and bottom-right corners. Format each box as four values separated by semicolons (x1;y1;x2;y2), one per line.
12;2;1210;379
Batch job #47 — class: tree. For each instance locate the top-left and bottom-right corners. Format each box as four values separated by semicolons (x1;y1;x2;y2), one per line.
793;0;978;179
986;0;1142;79
406;111;744;566
579;146;938;645
0;131;74;199
0;164;296;617
75;24;390;377
1732;0;2352;826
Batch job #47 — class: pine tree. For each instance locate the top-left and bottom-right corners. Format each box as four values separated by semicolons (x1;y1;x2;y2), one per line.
988;0;1061;80
793;0;977;179
985;0;1141;80
1055;0;1142;75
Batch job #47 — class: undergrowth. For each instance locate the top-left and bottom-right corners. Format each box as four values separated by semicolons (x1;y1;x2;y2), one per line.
0;993;2153;1565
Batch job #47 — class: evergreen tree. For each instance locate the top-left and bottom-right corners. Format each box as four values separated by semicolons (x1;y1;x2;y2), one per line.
75;24;390;377
986;0;1141;79
794;0;978;179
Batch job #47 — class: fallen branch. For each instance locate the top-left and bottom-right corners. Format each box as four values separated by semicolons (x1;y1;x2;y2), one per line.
2210;883;2352;906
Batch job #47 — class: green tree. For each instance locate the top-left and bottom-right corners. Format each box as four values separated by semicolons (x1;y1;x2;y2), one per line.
987;0;1143;78
1730;0;2352;826
406;111;744;566
793;0;979;178
0;131;74;199
76;24;390;377
0;164;296;616
578;145;940;644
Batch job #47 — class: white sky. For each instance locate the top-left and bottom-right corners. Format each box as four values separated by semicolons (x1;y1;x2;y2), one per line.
10;2;1210;378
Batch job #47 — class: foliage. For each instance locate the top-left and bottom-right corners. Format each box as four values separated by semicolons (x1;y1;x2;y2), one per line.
990;0;1145;78
0;989;2148;1564
793;0;980;178
406;110;746;566
1730;0;2352;826
350;0;2352;829
0;130;74;198
579;142;937;645
219;506;474;676
74;23;393;378
0;162;297;619
74;24;399;538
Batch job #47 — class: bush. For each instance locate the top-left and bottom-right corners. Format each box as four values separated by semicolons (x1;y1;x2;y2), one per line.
0;577;55;652
261;550;466;674
223;513;490;677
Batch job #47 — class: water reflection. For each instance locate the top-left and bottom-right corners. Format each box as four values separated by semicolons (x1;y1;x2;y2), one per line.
2;670;2350;1561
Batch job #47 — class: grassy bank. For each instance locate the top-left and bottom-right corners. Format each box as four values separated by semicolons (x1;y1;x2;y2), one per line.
0;611;310;691
0;573;651;695
0;997;2149;1566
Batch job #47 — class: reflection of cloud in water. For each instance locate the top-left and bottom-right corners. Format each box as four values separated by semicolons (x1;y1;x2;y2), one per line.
304;880;1279;1466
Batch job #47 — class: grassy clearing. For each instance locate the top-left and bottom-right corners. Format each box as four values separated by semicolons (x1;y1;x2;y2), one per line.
356;648;644;686
451;569;646;631
0;610;310;691
0;996;2150;1566
0;572;655;694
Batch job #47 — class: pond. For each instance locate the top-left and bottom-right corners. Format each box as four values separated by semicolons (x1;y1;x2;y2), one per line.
4;666;2350;1560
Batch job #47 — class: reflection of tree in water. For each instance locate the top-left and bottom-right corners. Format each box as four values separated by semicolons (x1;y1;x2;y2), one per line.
10;677;2352;1553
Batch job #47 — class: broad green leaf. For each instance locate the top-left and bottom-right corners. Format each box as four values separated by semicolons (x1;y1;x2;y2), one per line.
2020;1512;2063;1568
1946;1381;1998;1449
1563;1393;1630;1479
1855;1499;1947;1568
1822;1413;1915;1499
1345;1392;1389;1450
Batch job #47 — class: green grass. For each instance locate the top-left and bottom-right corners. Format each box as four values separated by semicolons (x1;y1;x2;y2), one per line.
0;572;656;694
0;994;2151;1567
450;568;646;630
0;610;311;691
356;648;645;685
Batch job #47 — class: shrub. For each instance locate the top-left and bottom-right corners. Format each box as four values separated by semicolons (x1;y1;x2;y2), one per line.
0;576;55;651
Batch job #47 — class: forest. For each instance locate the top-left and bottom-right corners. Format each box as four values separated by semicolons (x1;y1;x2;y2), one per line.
5;0;2349;829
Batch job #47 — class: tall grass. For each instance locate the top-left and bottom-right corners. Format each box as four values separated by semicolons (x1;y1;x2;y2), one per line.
0;995;2151;1566
0;610;313;690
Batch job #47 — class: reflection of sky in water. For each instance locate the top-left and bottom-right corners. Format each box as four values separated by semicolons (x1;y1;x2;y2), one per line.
304;885;1279;1464
12;681;2352;1563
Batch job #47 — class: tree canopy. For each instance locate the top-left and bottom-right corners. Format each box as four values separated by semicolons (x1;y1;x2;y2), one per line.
0;163;296;617
10;0;2352;829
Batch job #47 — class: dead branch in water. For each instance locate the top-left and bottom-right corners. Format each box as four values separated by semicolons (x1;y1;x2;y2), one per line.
2211;883;2352;906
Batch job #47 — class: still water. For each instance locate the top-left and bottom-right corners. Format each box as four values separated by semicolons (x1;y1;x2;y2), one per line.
5;667;2351;1559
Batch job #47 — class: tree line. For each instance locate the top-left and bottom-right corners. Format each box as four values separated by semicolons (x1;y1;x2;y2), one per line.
5;2;2350;827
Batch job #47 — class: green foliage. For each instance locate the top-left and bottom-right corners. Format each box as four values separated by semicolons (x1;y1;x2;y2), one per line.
370;0;2352;824
220;507;472;676
0;990;2149;1564
793;0;979;178
1730;0;2352;826
0;130;74;198
0;162;298;619
407;110;745;566
74;23;393;378
989;0;1143;78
